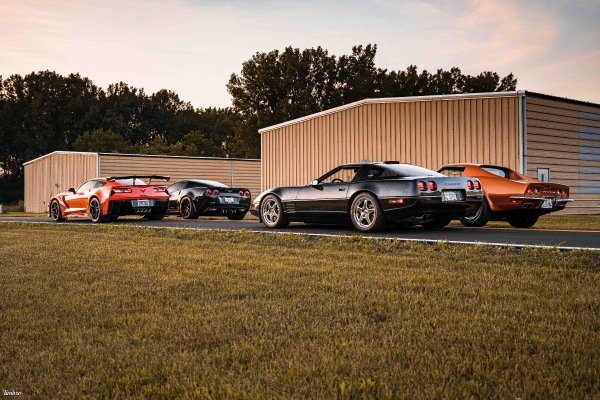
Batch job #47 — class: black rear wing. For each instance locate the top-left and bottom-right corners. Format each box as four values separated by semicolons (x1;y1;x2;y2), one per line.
107;175;170;184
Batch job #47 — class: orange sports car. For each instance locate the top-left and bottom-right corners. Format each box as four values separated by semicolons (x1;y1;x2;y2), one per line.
437;164;573;228
49;175;170;223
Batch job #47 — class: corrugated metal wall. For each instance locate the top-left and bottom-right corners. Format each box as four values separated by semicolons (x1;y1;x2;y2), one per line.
99;154;261;200
261;95;520;191
526;95;600;214
24;152;99;213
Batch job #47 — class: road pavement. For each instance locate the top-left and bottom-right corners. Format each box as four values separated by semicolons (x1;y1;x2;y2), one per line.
2;216;599;250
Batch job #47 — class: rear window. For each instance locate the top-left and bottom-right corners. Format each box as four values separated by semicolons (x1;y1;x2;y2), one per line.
115;178;148;186
481;167;508;178
438;167;465;178
187;180;228;188
363;164;442;179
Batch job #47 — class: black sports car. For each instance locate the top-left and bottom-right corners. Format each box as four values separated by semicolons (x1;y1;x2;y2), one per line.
250;161;483;232
167;179;251;220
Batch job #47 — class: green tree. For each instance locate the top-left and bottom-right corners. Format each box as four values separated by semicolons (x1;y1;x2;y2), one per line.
72;129;131;153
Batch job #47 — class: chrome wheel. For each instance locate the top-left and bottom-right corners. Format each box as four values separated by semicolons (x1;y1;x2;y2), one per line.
89;198;102;223
260;195;289;228
262;198;280;226
353;197;376;229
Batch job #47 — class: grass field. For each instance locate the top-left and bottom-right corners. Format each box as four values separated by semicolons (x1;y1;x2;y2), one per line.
1;223;599;398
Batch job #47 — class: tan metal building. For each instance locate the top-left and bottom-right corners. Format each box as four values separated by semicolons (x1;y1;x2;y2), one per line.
259;91;600;214
23;152;261;213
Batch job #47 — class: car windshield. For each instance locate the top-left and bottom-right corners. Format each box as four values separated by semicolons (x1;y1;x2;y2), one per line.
114;178;148;186
378;164;443;178
438;167;465;177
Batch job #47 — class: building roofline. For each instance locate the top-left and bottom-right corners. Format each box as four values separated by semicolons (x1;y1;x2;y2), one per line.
23;151;99;166
258;91;523;133
524;91;600;109
98;152;260;162
23;151;260;166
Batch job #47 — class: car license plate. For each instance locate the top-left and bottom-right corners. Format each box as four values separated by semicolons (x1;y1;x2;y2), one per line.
541;199;553;209
221;196;236;204
442;190;459;202
133;200;151;207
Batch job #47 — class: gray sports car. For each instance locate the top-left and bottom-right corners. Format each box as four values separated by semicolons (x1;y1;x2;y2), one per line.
250;161;483;232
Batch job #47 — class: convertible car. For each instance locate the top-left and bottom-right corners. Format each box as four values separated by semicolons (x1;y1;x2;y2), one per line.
437;164;572;228
250;161;483;232
166;179;251;220
49;176;170;223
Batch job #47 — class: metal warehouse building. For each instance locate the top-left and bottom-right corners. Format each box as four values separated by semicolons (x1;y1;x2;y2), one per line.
260;91;600;214
24;152;261;213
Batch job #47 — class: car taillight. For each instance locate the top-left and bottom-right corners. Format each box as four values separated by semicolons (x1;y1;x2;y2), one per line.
112;187;132;193
466;180;474;190
561;190;567;198
427;181;437;191
527;187;533;195
417;181;427;191
213;189;220;195
153;186;166;192
239;190;245;196
244;190;250;197
205;189;213;195
474;180;481;190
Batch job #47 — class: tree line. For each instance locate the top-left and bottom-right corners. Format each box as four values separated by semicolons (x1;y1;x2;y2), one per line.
0;44;516;203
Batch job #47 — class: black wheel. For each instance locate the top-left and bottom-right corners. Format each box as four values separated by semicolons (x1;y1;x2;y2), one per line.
459;198;492;227
179;196;198;219
89;198;109;223
49;199;65;222
261;195;289;228
144;213;166;220
350;192;387;233
422;218;452;229
227;213;246;220
508;216;539;228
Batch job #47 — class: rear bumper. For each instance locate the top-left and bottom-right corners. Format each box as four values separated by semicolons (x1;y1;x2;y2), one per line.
382;195;483;221
108;199;169;216
193;198;250;216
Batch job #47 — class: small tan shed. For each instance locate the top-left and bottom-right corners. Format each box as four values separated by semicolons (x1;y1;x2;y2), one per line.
23;152;261;213
259;91;600;214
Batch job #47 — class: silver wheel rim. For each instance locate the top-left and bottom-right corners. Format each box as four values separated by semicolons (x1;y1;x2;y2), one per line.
262;199;280;226
90;199;101;221
50;201;60;220
353;197;376;229
181;198;191;218
463;205;482;221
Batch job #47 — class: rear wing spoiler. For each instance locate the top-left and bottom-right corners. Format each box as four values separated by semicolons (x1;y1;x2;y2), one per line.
107;175;170;184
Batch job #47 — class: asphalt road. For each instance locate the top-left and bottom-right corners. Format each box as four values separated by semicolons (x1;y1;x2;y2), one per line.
2;216;599;250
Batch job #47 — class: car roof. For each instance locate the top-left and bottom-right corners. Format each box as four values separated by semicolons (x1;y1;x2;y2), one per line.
173;179;228;187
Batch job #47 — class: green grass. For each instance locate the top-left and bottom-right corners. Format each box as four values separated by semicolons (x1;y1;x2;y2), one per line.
1;223;599;398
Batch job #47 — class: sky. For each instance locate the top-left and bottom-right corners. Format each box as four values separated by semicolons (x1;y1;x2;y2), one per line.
1;0;599;109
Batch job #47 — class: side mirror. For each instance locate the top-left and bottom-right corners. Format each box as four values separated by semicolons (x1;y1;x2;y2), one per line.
310;180;319;186
68;188;76;193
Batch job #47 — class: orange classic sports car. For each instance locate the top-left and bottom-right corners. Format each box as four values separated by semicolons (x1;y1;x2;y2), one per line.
437;164;573;228
49;175;170;223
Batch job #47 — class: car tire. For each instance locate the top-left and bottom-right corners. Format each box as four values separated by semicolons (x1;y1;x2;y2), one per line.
227;213;246;220
179;196;199;219
144;213;166;220
89;198;109;223
459;198;492;227
508;216;539;228
50;199;65;222
422;218;452;229
350;192;387;233
261;194;290;228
